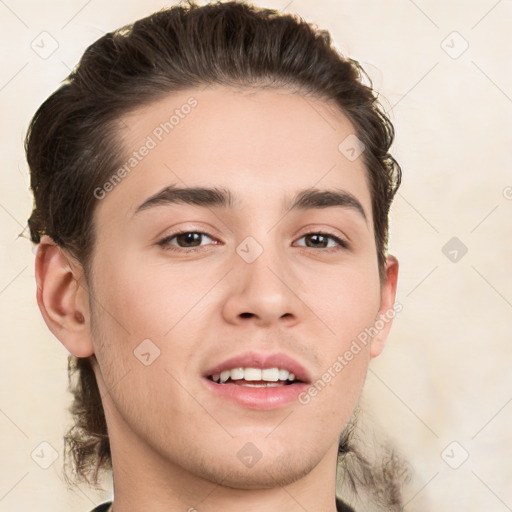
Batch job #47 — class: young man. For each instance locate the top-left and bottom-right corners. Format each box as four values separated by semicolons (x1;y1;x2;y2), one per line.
27;2;406;511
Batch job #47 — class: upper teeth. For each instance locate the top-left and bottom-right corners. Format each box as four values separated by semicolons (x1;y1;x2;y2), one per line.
211;368;296;383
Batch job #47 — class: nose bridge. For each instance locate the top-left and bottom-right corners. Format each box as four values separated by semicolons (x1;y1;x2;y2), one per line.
224;229;300;325
237;231;288;294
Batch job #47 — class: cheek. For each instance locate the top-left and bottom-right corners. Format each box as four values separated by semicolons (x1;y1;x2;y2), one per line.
306;260;381;337
88;246;380;468
89;266;198;437
89;252;210;407
298;264;380;410
95;251;207;340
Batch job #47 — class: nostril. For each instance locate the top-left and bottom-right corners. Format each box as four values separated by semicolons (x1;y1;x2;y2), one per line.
240;312;253;318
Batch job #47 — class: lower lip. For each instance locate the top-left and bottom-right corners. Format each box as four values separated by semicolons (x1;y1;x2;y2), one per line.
202;378;309;410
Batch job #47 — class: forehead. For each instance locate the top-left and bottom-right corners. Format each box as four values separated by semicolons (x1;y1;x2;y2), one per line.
96;86;373;223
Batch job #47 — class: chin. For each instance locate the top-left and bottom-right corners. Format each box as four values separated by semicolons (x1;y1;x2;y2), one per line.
188;448;321;490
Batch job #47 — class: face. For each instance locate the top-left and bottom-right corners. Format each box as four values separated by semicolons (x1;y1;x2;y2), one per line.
83;86;397;489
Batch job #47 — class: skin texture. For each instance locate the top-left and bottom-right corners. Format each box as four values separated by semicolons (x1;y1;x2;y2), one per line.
35;86;398;512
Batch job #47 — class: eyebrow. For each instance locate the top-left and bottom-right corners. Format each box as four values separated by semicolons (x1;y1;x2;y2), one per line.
134;185;367;222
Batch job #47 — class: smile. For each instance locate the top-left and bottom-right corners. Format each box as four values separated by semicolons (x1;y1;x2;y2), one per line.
202;352;311;410
208;367;299;386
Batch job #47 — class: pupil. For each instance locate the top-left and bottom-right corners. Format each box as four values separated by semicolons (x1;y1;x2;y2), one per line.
308;234;326;248
179;232;201;246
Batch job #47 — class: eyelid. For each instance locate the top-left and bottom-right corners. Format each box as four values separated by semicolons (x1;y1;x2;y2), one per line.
158;227;350;253
294;230;349;251
294;224;350;247
158;229;218;252
156;222;220;242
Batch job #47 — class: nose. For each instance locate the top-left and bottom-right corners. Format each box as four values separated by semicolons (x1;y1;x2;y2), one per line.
221;239;302;328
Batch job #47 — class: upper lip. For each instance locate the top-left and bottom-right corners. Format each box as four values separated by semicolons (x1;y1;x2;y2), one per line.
203;351;311;383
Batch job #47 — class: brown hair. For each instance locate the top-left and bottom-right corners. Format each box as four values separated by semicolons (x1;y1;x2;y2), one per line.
25;1;406;508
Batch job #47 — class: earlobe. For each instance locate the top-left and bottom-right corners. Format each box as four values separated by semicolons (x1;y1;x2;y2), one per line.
369;255;399;359
35;235;94;357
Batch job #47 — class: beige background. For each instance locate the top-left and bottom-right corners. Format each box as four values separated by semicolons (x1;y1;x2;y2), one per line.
1;0;511;510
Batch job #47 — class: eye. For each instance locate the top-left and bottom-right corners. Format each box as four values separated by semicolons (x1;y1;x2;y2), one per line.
295;232;348;252
159;231;217;252
158;230;348;254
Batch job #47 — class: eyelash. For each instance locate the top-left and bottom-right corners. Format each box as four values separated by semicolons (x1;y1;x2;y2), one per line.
158;230;349;253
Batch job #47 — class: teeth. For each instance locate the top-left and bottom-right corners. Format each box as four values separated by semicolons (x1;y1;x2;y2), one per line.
230;368;244;380
241;382;281;388
210;367;298;383
278;369;290;380
261;368;279;381
244;368;261;381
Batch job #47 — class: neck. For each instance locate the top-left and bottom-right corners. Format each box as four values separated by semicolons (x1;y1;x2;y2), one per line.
105;403;340;512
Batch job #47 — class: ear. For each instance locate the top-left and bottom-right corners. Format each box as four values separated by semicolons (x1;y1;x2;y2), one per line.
369;255;399;359
35;235;94;357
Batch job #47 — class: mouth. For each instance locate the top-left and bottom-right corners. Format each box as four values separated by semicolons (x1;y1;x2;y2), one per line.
207;366;304;387
202;353;310;410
